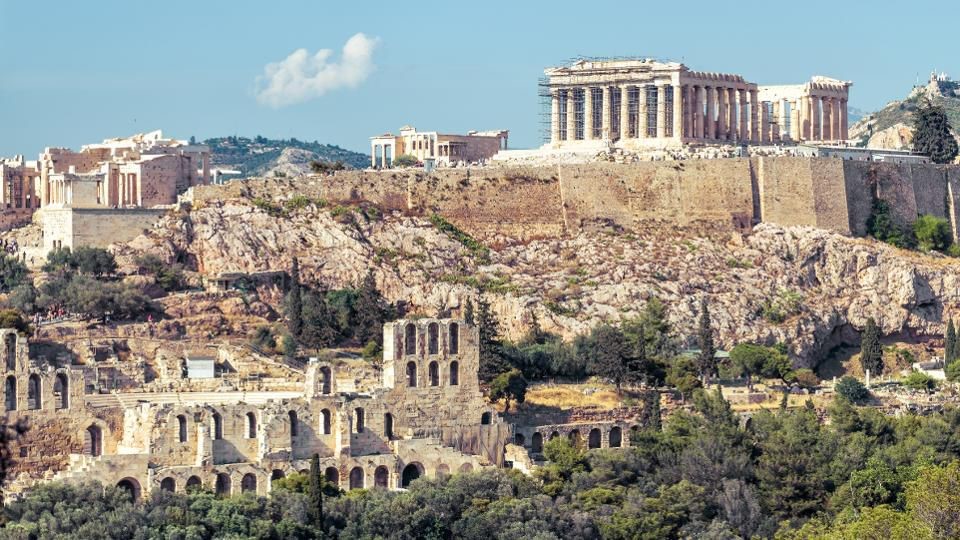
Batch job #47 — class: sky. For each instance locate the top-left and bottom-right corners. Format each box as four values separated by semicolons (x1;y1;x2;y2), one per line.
1;0;957;156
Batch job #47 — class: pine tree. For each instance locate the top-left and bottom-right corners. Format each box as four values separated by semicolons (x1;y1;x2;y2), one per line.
860;317;884;376
588;325;631;394
301;290;338;348
696;297;716;384
286;258;303;338
463;297;474;325
913;99;959;164
309;453;323;526
476;295;509;381
353;270;386;347
641;389;661;431
946;319;957;364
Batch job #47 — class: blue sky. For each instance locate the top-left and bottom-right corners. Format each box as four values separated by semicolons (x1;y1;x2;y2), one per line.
1;0;956;156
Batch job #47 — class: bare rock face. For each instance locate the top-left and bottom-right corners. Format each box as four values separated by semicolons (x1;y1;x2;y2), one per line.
116;198;960;369
866;123;914;150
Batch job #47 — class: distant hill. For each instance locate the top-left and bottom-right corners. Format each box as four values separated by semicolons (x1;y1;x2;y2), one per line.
850;74;960;149
205;136;369;177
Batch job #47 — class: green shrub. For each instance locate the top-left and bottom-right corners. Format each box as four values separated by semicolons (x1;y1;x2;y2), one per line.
835;376;869;404
913;214;952;252
393;154;418;167
902;370;938;392
429;214;490;262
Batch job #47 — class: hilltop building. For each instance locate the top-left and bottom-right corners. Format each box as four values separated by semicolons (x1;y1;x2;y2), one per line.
370;126;508;168
542;58;851;150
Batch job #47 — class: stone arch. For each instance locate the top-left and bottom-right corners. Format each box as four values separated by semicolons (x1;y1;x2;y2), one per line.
27;373;40;410
588;428;602;449
320;408;331;435
549;430;560;440
53;373;68;409
609;426;622;448
241;473;257;493
289;410;299;439
246;412;257;438
160;477;176;492
4;333;15;371
215;472;231;496
404;323;416;355
449;361;459;386
212;412;223;440
436;463;450;479
481;412;491;425
271;469;286;481
532;432;543;453
185;475;202;491
428;361;439;386
406;361;417;387
319;366;332;395
568;429;581;446
85;424;103;457
449;323;459;354
324;467;339;486
458;463;473;473
514;433;525;446
349;466;364;489
428;322;439;355
354;407;364;433
177;414;188;443
374;466;389;488
401;462;423;487
384;412;394;440
116;477;141;501
5;375;15;411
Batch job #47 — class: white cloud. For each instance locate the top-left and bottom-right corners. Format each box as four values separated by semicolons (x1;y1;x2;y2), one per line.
255;33;379;108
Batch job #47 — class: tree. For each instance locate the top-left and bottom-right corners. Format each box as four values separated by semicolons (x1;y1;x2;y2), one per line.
308;453;323;527
281;334;298;359
914;215;953;253
861;317;884;376
696;297;716;384
946;319;957;364
489;369;527;412
73;246;116;277
867;198;913;248
903;370;938;392
463;297;474;325
393;154;418;167
907;460;960;538
585;325;634;393
251;325;276;352
640;389;661;430
835;375;869;404
41;247;78;274
729;343;789;390
0;255;27;293
353;270;386;347
913;99;959;164
300;291;337;348
134;253;187;292
477;295;509;381
286;258;303;338
947;359;960;383
7;283;37;314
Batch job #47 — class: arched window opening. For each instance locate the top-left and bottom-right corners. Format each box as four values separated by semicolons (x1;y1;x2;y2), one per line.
458;463;473;473
532;432;543;453
515;433;525;446
568;429;581;446
428;323;439;355
215;473;231;496
588;428;602;449
436;464;450;479
384;412;394;440
246;412;257;439
449;323;459;355
401;462;423;487
349;467;364;489
160;477;176;492
27;374;40;410
374;466;389;488
406;361;417;387
449;361;459;386
428;361;439;386
480;412;491;425
271;469;286;481
4;334;15;371
320;409;331;435
177;415;188;443
53;373;68;410
609;426;622;448
324;467;339;486
319;366;331;395
116;478;141;502
354;408;364;433
5;376;15;411
86;424;103;457
212;412;223;440
549;431;560;441
241;473;257;493
289;410;299;439
185;476;202;491
404;323;416;355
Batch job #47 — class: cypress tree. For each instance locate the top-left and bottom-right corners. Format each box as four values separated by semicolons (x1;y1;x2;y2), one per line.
308;453;323;527
913;99;959;164
286;258;303;338
464;297;474;325
641;389;661;431
353;270;386;347
860;317;884;376
696;297;716;384
946;319;957;364
476;295;509;381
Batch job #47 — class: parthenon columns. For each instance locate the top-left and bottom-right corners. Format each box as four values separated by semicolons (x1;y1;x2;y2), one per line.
620;85;630;140
811;96;821;141
727;88;737;142
790;100;801;141
583;88;594;140
673;85;684;140
739;90;748;142
840;99;848;140
565;89;576;141
601;87;611;140
637;85;648;138
550;90;560;144
656;85;667;139
705;87;716;140
717;88;727;140
750;90;759;142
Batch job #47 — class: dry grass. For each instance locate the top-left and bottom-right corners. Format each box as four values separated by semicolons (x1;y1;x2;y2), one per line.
523;383;640;410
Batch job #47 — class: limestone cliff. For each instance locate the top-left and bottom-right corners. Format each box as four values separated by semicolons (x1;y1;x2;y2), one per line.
112;196;960;370
850;74;960;149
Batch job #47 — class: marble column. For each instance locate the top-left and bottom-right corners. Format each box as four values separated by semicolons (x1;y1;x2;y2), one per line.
750;89;760;142
601;87;612;139
656;84;667;139
760;103;770;143
822;98;833;140
583;88;594;140
772;100;782;142
832;98;842;141
620;85;631;140
637;85;648;139
371;145;377;168
566;88;577;141
728;88;738;141
739;90;749;142
673;84;684;139
840;99;849;140
695;86;705;139
717;87;728;140
811;96;821;141
684;86;694;139
705;86;716;140
790;100;801;141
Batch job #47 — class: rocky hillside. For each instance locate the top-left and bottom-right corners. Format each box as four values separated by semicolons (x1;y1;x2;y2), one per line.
850;74;960;149
111;182;960;371
206;136;368;177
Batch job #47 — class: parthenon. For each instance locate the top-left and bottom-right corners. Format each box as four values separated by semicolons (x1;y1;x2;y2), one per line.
544;58;851;148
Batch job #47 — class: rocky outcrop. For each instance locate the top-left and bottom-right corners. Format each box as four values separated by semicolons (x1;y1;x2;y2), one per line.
866;123;914;150
114;198;960;369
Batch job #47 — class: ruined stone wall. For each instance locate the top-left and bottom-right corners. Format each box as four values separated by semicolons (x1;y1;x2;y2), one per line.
41;208;167;252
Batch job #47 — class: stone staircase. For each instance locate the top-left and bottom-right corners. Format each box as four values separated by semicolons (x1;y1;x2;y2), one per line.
52;454;105;483
84;390;304;409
